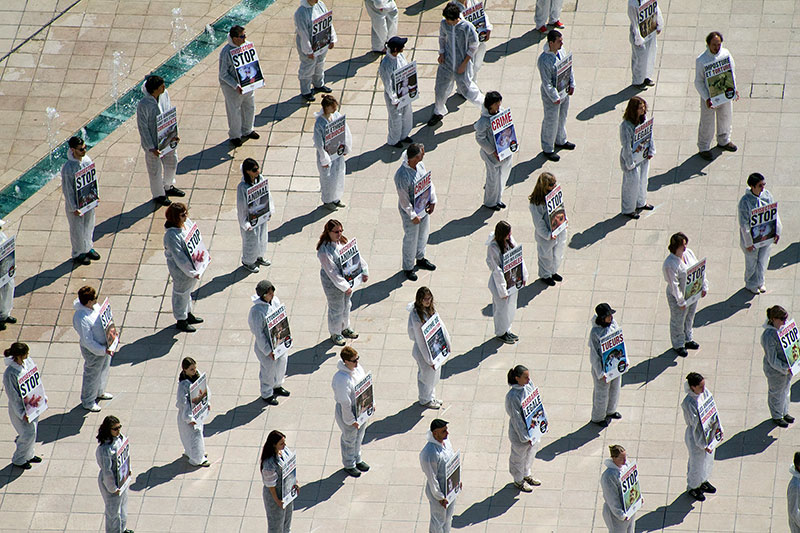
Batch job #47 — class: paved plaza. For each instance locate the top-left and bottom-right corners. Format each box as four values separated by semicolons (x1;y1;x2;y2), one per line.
1;0;800;531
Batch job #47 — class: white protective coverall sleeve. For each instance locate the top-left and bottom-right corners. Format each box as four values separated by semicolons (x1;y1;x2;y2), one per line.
681;388;714;489
600;460;626;520
486;238;509;299
218;41;240;89
164;227;197;278
332;364;357;426
236;176;272;263
419;434;447;500
788;465;800;533
61;152;96;257
318;244;352;292
4;358;38;466
176;378;207;465
762;324;791;419
504;385;532;444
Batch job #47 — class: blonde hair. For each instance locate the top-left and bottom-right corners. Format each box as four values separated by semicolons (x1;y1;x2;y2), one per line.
529;172;557;206
608;444;625;458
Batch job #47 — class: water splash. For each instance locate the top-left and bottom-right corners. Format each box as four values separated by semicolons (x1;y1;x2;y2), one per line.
110;51;131;113
171;8;191;58
205;24;216;44
45;107;60;162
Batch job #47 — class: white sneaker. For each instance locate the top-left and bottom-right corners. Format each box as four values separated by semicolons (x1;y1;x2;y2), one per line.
242;262;259;273
758;285;767;293
97;393;113;400
421;400;443;409
85;403;101;412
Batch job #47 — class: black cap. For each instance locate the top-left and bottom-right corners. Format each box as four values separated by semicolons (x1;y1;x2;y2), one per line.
387;36;408;50
595;303;616;319
430;418;448;431
256;280;275;297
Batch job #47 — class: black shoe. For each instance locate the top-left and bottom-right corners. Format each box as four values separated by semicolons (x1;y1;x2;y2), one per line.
543;152;560;162
416;258;436;271
86;249;101;261
404;270;418;281
15;462;32;470
606;412;622;420
0;322;6;331
73;254;91;266
497;202;506;209
638;204;655;211
555;141;575;150
355;461;370;472
165;186;186;197
176;320;196;333
717;142;737;152
699;481;716;494
498;332;516;344
592;419;609;428
427;114;443;127
774;417;790;428
685;341;700;350
301;92;315;102
541;277;556;286
230;137;243;147
315;85;333;94
675;347;688;357
688;488;706;501
245;131;260;140
344;466;361;477
28;456;42;463
623;212;640;220
154;196;171;206
484;204;501;211
699;150;713;161
644;78;655;87
634;82;649;90
401;137;414;144
551;273;563;282
187;313;203;325
273;387;290;397
785;414;795;423
391;141;404;148
262;395;279;405
507;331;519;341
4;316;17;324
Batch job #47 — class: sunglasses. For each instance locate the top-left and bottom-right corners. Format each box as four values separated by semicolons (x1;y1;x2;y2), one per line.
349;357;359;363
111;425;122;431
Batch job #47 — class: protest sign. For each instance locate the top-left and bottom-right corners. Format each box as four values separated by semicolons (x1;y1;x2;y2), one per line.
600;329;628;381
279;448;298;507
462;2;489;42
445;451;461;507
555;52;573;100
779;319;800;375
230;42;264;93
393;61;419;108
189;372;210;423
0;236;15;288
75;162;98;215
704;56;736;107
267;304;292;359
246;178;271;228
684;258;706;307
311;11;333;57
699;392;724;451
545;184;568;238
337;238;363;289
114;437;131;490
490;109;518;161
184;222;210;276
18;364;47;422
621;462;643;519
156;107;179;157
520;385;548;443
413;171;433;217
637;0;659;41
353;372;374;427
422;313;450;370
99;298;119;354
324;115;347;161
502;245;524;296
631;118;654;166
749;202;778;249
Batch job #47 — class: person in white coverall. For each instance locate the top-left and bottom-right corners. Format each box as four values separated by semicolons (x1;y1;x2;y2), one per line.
619;96;655;219
474;91;512;211
528;172;566;286
3;342;42;469
176;357;210;467
295;0;336;101
260;430;298;533
505;365;542;493
487;221;527;345
662;232;707;358
163;203;204;333
248;280;292;405
420;419;460;533
136;75;183;207
694;31;738;161
331;346;372;477
237;158;274;273
538;30;575;162
379;36;414;148
316;219;369;346
313;94;352;211
762;305;794;428
589;303;623;427
408;286;450;408
219;25;259;147
96;415;132;533
428;2;484;126
738;172;781;294
72;286;113;412
364;0;398;53
395;143;437;281
61;136;100;265
788;452;800;533
600;444;636;532
454;0;491;74
534;0;563;33
627;0;662;88
0;221;16;331
681;372;717;502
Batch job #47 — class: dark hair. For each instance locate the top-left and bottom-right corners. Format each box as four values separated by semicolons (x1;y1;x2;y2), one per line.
78;285;97;305
406;143;424;160
623;96;647;124
609;444;625;458
483;91;502;111
668;232;688;254
229;25;245;38
260;430;287;467
494;221;512;253
595;314;611;327
340;346;358;362
767;305;789;323
529;172;556;206
242;157;260;185
316;219;347;250
4;342;29;359
686;372;704;388
747;172;765;188
442;2;461;20
68;136;84;149
321;94;338;111
794;451;800;472
164;202;188;229
414;286;435;322
96;415;121;444
507;364;528;385
144;75;165;95
547;29;562;43
179;356;198;382
705;31;723;45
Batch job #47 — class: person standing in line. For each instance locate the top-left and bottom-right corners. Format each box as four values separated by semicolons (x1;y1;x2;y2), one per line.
505;365;542;493
528;172;566;286
534;0;564;33
248;280;291;405
395;143;437;281
218;25;260;147
420;419;460;533
72;286;113;413
589;303;623;427
474;91;512;211
3;342;43;470
260;430;299;533
237;158;273;273
619;96;655;219
0;220;17;331
600;444;636;532
379;36;414;148
538;30;575;162
331;346;372;477
662;232;707;358
408;286;449;409
176;357;210;467
61;136;100;266
365;0;398;54
694;31;738;161
762;305;794;428
737;172;781;294
454;0;492;75
486;221;527;345
313;95;352;211
136;75;184;207
627;0;662;89
788;451;800;533
163;203;204;333
96;415;133;533
427;2;484;127
317;219;369;346
295;0;336;102
681;372;717;502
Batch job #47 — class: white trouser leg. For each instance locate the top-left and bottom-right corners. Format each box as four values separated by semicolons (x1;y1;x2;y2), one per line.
335;405;367;467
177;413;206;465
631;37;657;85
366;3;397;51
636;160;649;208
481;151;509;207
666;291;697;349
9;408;36;465
685;430;714;489
426;485;456;533
535;0;563;27
221;83;244;140
400;210;430;271
264;485;293;533
240;223;268;265
317;156;345;204
490;284;517;336
241;91;255;137
0;280;13;320
321;270;351;335
385;95;413;145
591;376;621;421
765;369;791;419
541;96;569;152
715;100;732;146
81;346;110;408
536;233;565;278
298;51;327;94
434;67;455;116
454;65;484;109
508;439;534;483
697;99;717;151
413;345;440;403
98;475;127;533
473;42;486;75
743;244;771;291
312;52;326;89
66;209;95;257
145;150;166;197
167;262;196;321
603;504;635;533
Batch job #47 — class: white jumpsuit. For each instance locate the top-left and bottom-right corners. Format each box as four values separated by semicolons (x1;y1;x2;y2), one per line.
295;0;337;95
529;201;567;279
600;458;636;532
379;52;413;145
737;188;781;292
474;107;513;208
318;241;369;336
619;119;655;214
627;0;663;85
261;450;294;533
504;383;537;484
248;295;289;399
176;376;208;465
136;84;178;198
96;435;129;533
394;159;437;271
538;45;573;153
434;18;484;116
420;431;457;533
407;304;450;404
61;151;96;258
364;0;398;52
662;249;706;350
163;224;199;321
456;0;492;74
788;465;800;533
681;384;715;490
589;317;622;422
762;323;791;420
72;300;111;409
534;0;563;28
313;110;352;205
486;235;528;337
3;357;39;466
331;360;369;468
219;37;257;140
236;174;274;265
694;46;735;151
0;231;15;321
